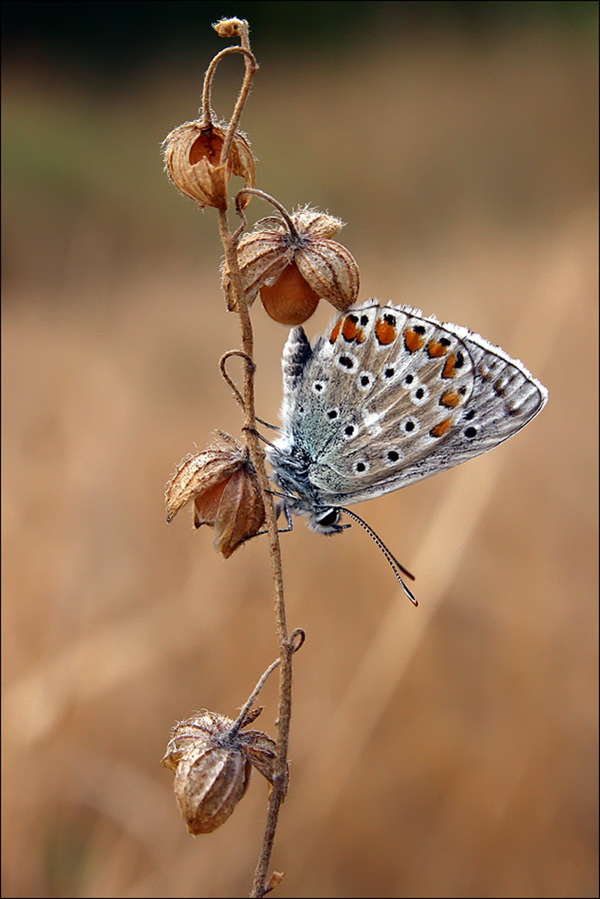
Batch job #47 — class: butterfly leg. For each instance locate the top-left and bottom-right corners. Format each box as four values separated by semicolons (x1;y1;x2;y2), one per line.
244;493;295;542
256;416;281;432
242;424;279;448
266;491;294;533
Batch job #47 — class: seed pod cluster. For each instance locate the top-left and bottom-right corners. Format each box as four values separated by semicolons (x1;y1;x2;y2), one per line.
162;709;277;835
166;433;265;558
225;206;360;324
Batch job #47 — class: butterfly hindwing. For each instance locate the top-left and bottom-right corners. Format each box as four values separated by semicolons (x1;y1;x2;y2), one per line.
278;303;547;507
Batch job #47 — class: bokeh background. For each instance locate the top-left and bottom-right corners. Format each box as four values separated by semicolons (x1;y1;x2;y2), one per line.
2;2;598;897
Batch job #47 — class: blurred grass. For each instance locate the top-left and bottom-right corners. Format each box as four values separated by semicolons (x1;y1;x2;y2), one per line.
2;10;599;899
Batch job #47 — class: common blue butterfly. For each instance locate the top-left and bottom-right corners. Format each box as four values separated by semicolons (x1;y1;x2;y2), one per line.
266;301;548;602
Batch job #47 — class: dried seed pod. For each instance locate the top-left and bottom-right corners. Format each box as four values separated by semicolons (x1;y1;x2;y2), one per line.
162;711;252;835
163;119;256;210
224;205;360;324
259;262;320;326
166;433;265;558
265;872;286;894
238;728;278;785
162;709;278;835
213;17;246;38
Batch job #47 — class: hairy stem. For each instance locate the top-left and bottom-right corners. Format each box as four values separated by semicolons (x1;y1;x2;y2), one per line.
201;46;257;127
218;208;294;898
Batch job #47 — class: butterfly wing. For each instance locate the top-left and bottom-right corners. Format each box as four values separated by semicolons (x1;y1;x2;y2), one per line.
282;303;547;507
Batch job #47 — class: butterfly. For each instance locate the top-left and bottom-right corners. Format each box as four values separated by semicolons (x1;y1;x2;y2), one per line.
266;301;548;603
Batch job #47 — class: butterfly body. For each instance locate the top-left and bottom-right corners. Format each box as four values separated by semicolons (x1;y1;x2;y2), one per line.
267;302;547;535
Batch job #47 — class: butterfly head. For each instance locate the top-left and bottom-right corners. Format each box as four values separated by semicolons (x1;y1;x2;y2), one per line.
288;500;346;536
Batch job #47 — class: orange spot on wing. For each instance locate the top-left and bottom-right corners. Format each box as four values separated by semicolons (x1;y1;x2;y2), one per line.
427;339;448;358
442;353;457;378
403;328;425;353
440;389;462;408
375;318;398;345
430;418;453;438
329;320;342;343
342;316;365;343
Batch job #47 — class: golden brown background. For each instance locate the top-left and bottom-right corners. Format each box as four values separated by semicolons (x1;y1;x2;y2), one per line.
2;3;598;897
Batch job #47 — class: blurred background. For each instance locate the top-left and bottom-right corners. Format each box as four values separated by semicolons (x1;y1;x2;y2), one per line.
2;2;598;897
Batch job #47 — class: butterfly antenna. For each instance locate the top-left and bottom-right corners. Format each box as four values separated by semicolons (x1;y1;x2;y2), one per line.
339;507;418;606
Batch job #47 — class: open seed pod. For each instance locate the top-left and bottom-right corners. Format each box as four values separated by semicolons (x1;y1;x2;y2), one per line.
163;119;256;210
224;205;360;324
166;433;265;558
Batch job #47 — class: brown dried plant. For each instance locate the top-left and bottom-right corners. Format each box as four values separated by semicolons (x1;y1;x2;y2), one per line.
161;17;356;898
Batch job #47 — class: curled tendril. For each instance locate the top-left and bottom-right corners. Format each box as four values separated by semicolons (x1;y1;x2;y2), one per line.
201;46;258;129
289;628;306;653
229;631;306;739
234;188;300;243
220;350;256;409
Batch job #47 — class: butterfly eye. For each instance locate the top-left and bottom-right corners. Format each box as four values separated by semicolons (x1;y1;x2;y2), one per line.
358;372;374;391
311;380;326;395
315;508;340;528
353;459;370;475
402;373;414;386
326;408;340;420
343;423;358;440
464;426;478;439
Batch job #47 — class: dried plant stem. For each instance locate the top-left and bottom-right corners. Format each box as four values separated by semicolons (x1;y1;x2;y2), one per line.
231;629;304;739
219;211;294;897
200;46;258;129
211;23;296;896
